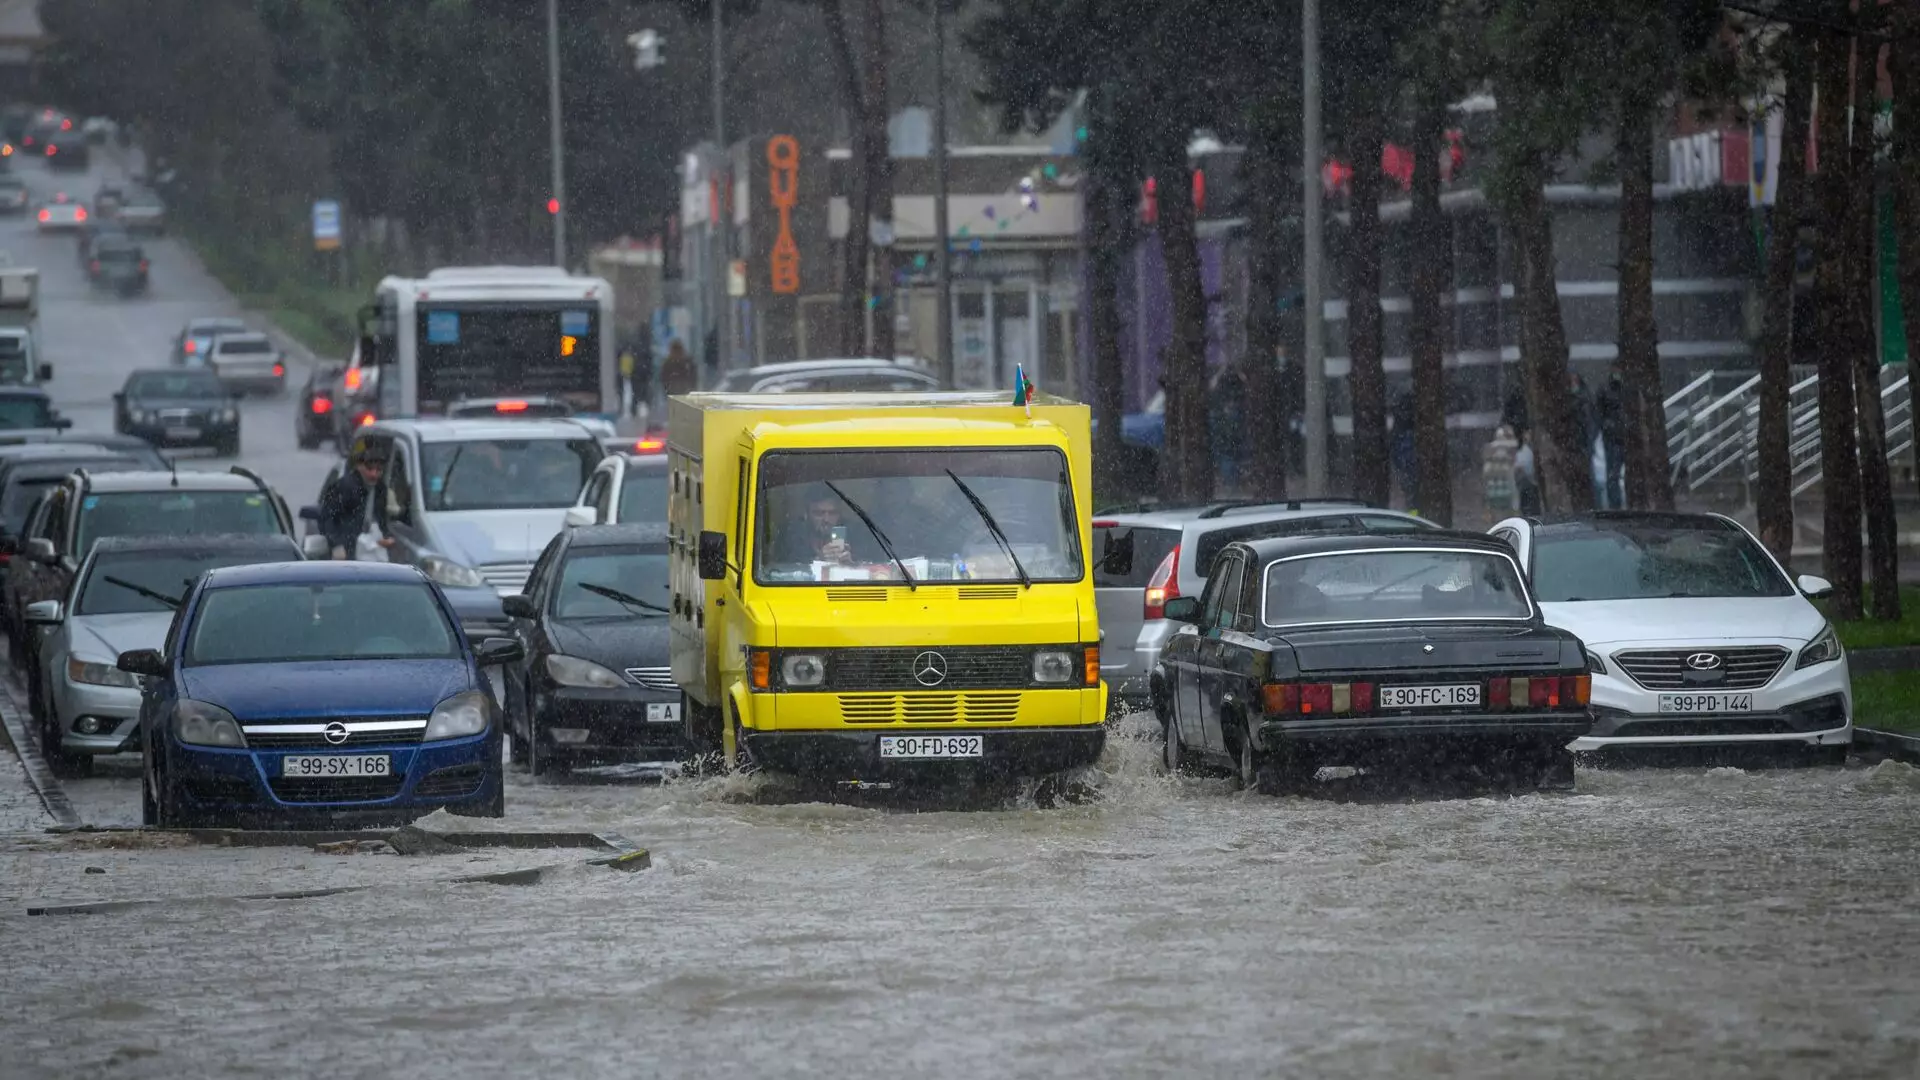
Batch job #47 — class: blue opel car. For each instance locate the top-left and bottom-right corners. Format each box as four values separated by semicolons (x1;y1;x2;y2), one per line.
118;560;521;827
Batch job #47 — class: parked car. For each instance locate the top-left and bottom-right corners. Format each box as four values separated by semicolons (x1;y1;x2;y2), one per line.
119;559;518;826
568;452;669;528
1154;531;1592;794
1093;499;1438;703
23;534;304;777
113;367;241;453
304;419;605;643
8;466;317;681
499;523;680;774
296;364;344;449
114;188;166;234
0;387;71;432
86;236;149;297
206;331;285;395
172;317;249;366
1489;511;1852;762
709;358;942;394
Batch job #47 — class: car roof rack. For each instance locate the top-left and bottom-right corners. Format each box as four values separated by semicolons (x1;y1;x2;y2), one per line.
1194;497;1373;519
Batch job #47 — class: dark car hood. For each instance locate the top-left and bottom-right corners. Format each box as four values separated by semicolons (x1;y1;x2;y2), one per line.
1276;622;1573;674
179;658;472;721
549;616;670;669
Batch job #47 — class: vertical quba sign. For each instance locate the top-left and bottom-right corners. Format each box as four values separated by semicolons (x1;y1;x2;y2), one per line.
767;135;800;295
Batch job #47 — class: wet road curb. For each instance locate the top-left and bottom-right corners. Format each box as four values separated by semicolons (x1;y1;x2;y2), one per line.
1846;646;1920;673
1852;726;1920;764
0;676;81;829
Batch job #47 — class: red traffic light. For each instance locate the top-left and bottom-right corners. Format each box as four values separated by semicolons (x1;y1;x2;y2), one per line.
546;198;560;215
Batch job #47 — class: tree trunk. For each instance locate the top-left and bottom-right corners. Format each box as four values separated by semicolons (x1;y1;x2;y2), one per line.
1811;32;1863;619
1615;95;1672;510
822;0;869;354
1891;3;1920;480
1408;102;1452;526
1087;167;1131;496
1346;115;1389;508
1243;133;1289;500
1755;37;1810;565
1155;152;1214;505
1508;161;1594;512
1845;55;1901;623
861;0;895;362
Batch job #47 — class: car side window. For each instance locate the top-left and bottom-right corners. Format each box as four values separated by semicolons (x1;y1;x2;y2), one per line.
526;534;565;606
386;444;416;526
44;487;68;551
594;472;615;522
1237;558;1265;629
1201;552;1238;629
1213;553;1246;630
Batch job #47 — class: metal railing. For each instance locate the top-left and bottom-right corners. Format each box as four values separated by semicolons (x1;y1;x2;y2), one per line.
1663;364;1911;499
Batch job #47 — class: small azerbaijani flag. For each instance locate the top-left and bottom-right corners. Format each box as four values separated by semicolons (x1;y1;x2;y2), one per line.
1012;362;1033;418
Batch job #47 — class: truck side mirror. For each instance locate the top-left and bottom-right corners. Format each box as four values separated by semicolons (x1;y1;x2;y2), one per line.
697;530;729;581
37;364;53;382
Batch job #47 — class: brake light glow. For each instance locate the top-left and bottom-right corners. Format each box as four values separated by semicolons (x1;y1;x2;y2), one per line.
60;118;71;131
270;363;284;377
343;367;361;390
634;436;665;452
184;339;197;354
1263;681;1375;715
44;144;54;156
495;400;529;412
1143;545;1181;619
1489;675;1589;709
358;413;375;427
139;260;149;272
74;207;85;221
1;143;11;156
37;209;48;222
311;397;333;414
88;260;98;273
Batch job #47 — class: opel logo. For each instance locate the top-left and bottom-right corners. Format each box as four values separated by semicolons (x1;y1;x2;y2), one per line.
1685;652;1723;671
912;651;948;687
323;722;350;745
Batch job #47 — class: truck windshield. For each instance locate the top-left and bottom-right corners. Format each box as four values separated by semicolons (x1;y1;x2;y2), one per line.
419;438;601;512
416;305;599;409
754;447;1082;585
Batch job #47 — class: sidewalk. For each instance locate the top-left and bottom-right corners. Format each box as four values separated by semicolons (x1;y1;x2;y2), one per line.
0;724;54;834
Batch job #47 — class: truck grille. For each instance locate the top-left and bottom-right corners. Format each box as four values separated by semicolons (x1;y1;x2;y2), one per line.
1612;647;1790;691
624;666;677;691
822;645;1042;691
480;562;535;592
836;691;1024;724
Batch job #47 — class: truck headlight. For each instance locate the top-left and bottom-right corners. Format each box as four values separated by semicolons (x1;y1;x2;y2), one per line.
173;699;245;747
68;655;137;688
545;654;625;689
424;690;489;740
1032;650;1076;684
421;555;486;589
1797;625;1842;669
780;654;826;688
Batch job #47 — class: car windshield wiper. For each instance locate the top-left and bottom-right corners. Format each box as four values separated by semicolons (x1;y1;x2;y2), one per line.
823;480;916;591
101;574;181;609
944;469;1030;588
578;581;669;617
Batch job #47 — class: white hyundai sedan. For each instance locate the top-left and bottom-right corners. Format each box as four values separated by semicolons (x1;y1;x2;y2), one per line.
1490;512;1850;761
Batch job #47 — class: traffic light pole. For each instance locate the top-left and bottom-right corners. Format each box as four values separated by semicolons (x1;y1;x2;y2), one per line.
711;0;731;372
546;0;566;269
932;0;954;386
1301;0;1328;495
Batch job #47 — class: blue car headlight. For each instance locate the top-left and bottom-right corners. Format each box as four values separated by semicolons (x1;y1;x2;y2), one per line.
173;699;245;748
424;690;489;741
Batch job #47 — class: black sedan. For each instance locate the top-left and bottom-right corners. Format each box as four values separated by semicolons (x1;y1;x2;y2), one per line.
1154;532;1592;794
499;523;682;775
112;368;240;454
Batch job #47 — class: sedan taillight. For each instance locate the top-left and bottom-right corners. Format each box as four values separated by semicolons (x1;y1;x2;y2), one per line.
1262;681;1375;715
1487;675;1590;709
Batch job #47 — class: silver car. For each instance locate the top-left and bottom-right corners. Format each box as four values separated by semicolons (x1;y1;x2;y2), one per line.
1093;499;1439;704
24;533;304;777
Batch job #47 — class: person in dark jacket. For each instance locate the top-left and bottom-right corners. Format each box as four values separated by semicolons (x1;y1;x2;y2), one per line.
658;339;697;400
1597;364;1628;509
317;449;391;559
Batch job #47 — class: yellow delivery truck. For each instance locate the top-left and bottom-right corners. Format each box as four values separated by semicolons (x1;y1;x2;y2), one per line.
668;390;1106;783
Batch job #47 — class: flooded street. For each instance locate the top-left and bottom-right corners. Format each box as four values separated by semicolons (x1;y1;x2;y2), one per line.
6;722;1919;1079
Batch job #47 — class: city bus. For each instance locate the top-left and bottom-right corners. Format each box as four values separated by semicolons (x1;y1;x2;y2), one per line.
345;266;619;426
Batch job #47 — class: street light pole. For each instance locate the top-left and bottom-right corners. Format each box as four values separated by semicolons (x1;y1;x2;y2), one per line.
1301;0;1328;494
546;0;566;268
931;0;954;386
711;0;732;371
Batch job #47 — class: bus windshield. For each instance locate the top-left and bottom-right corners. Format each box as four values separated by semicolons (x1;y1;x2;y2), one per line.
416;305;600;411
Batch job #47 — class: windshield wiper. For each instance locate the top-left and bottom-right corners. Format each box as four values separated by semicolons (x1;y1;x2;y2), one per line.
944;469;1030;588
823;480;915;591
102;574;181;609
578;581;669;617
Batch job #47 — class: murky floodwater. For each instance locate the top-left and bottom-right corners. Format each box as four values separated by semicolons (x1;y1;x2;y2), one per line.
5;721;1920;1079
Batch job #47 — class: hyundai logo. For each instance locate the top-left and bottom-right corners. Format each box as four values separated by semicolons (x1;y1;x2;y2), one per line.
1685;652;1723;671
323;722;350;745
912;651;948;687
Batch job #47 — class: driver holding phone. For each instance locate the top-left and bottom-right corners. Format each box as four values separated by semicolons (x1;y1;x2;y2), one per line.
797;489;856;565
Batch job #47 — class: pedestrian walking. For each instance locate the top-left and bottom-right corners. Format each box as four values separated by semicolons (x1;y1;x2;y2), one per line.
1209;363;1246;492
628;337;653;421
1597;364;1628;509
317;448;392;560
618;345;637;416
659;339;697;399
1390;390;1418;506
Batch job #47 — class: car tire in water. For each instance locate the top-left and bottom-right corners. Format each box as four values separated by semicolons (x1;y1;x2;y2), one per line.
1162;713;1185;776
505;675;530;769
449;778;506;819
140;769;158;827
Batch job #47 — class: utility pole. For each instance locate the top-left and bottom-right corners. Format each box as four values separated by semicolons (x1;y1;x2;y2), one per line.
931;0;954;385
711;0;731;372
546;0;566;268
1301;0;1328;494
